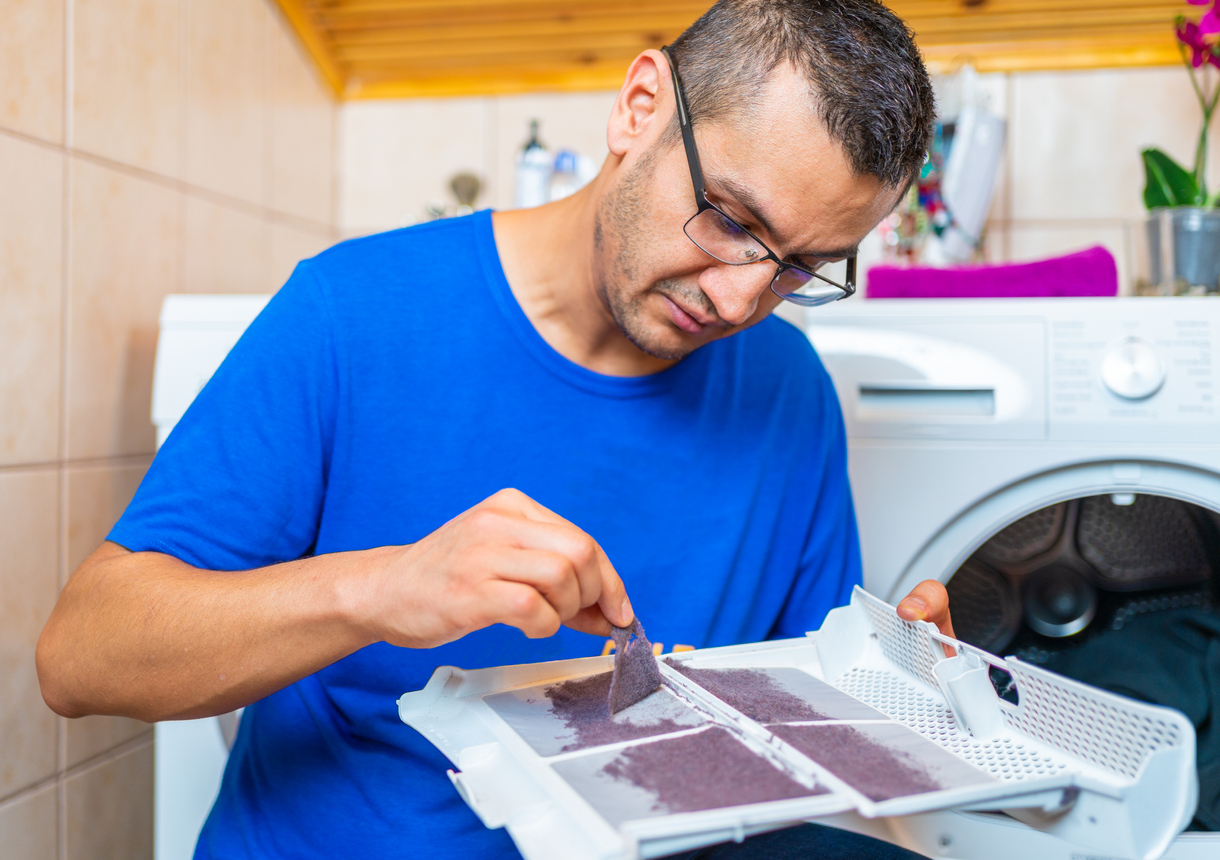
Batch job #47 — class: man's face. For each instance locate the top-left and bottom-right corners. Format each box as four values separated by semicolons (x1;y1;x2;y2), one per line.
594;67;902;362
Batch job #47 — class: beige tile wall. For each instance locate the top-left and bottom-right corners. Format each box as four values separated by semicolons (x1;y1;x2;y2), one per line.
337;66;1209;296
993;65;1220;292
0;1;338;857
339;90;617;235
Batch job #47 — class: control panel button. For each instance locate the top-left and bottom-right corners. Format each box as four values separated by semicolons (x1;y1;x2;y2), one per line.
1100;337;1166;401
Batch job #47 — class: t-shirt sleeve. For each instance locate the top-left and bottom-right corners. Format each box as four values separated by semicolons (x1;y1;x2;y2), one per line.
108;262;338;571
768;367;863;639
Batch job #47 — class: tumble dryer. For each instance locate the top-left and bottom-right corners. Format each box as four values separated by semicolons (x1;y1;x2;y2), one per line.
805;297;1220;859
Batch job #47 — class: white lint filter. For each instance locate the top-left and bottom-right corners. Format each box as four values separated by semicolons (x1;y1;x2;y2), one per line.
398;588;1197;860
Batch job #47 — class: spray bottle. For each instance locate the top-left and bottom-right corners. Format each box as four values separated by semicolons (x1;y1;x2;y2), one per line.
513;120;552;209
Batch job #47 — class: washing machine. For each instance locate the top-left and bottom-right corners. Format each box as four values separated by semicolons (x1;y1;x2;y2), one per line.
804;296;1220;859
151;294;270;860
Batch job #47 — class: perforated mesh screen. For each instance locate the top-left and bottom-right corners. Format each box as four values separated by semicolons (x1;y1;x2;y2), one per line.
1002;660;1185;780
978;504;1065;565
1078;495;1208;590
859;594;942;690
837;667;1070;781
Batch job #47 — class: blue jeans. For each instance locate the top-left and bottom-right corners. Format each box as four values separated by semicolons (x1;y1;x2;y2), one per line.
666;822;930;859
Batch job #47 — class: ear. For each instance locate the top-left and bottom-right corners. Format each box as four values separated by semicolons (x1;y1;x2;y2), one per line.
606;49;670;159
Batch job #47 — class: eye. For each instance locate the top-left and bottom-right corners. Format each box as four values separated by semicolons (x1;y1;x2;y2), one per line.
789;256;835;272
709;209;748;238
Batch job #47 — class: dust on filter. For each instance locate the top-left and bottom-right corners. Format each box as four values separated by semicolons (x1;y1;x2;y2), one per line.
545;670;687;752
664;661;832;723
770;723;942;801
608;619;663;715
600;727;825;815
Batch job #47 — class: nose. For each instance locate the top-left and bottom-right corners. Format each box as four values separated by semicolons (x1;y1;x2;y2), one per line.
698;262;775;326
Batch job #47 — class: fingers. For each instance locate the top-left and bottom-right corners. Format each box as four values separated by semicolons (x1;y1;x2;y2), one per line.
501;519;603;606
385;489;635;649
479;580;563;639
592;543;633;629
565;605;614;638
474;490;634;629
896;579;956;640
487;548;584;622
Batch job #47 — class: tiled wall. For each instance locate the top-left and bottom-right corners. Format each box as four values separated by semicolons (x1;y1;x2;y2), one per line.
338;66;1217;295
983;65;1220;293
0;1;337;858
339;91;619;235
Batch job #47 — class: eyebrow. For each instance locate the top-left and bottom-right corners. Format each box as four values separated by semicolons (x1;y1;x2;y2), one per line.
707;173;860;260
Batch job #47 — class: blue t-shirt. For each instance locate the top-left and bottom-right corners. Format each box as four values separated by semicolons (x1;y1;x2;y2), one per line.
110;210;860;859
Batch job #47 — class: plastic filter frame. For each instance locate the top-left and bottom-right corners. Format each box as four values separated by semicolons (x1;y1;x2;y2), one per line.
398;588;1196;860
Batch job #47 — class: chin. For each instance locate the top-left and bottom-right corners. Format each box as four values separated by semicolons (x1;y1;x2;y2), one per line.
621;312;727;362
631;334;699;362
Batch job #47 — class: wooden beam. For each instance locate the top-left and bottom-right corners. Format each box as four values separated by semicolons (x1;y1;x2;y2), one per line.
327;14;699;46
275;0;1192;99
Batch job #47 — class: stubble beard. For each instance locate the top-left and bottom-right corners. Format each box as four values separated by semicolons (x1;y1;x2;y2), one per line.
593;146;719;363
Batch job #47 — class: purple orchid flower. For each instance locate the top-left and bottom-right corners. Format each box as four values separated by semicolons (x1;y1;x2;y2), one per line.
1178;19;1220;68
1202;7;1220;39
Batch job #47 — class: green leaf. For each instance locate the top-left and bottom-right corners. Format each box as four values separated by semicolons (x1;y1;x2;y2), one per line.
1142;147;1199;208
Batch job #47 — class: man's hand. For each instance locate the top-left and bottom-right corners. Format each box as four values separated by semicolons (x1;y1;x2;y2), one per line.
38;487;633;721
896;579;955;641
360;488;634;649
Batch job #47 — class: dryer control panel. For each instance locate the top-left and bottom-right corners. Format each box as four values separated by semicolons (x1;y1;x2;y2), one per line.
1049;312;1214;440
808;298;1220;443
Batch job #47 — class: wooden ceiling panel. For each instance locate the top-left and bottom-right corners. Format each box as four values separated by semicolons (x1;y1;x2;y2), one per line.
273;0;1187;99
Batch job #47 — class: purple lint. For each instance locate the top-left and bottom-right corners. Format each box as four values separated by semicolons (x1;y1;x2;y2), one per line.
770;723;942;801
601;727;825;815
545;671;689;752
665;662;831;723
608;619;663;715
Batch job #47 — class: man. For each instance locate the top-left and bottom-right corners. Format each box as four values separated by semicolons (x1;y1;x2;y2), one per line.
37;1;953;857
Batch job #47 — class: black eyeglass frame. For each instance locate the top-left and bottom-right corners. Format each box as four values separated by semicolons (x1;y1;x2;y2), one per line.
660;47;857;306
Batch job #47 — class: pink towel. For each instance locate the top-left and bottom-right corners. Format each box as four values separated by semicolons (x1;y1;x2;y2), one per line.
866;245;1118;299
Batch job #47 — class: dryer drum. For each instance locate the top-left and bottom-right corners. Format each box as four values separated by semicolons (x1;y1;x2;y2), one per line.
947;493;1216;654
941;560;1020;652
1077;494;1210;590
1022;564;1096;638
975;503;1065;566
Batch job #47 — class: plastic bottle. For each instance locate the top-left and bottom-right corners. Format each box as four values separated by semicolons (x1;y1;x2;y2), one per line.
513;120;552;209
548;150;581;202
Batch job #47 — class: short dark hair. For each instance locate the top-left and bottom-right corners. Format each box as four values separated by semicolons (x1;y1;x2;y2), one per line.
666;0;935;188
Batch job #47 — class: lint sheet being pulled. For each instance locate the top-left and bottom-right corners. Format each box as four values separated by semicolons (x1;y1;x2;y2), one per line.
397;588;1198;860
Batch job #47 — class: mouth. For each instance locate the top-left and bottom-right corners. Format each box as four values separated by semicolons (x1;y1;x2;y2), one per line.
660;295;719;335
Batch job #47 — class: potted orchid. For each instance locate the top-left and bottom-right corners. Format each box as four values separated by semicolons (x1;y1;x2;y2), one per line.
1136;0;1220;294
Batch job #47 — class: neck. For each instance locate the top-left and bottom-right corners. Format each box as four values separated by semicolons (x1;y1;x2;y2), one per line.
492;171;676;377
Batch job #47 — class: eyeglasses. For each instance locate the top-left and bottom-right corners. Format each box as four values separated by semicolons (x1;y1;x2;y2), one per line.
660;47;856;307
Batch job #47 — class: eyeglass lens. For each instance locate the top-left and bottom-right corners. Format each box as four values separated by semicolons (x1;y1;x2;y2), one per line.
683;207;768;265
685;206;844;306
773;270;844;306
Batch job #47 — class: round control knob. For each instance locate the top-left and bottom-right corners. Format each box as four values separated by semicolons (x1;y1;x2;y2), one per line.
1100;337;1166;401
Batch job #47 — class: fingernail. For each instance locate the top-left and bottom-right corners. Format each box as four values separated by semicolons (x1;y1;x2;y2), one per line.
899;597;927;619
620;596;634;627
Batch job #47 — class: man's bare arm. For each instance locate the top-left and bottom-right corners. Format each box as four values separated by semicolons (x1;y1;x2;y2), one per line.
36;489;633;723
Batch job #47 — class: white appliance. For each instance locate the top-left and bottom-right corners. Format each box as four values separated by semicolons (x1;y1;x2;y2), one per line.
805;296;1220;859
151;294;270;860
